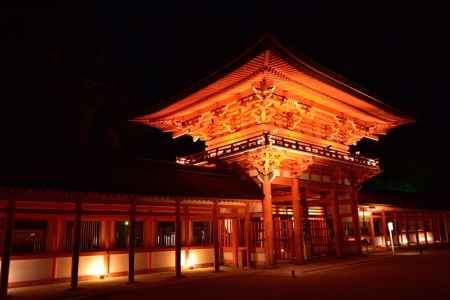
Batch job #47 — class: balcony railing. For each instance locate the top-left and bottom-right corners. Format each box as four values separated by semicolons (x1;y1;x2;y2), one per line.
176;133;379;168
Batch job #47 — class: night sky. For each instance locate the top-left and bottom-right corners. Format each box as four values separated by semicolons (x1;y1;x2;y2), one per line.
2;2;450;207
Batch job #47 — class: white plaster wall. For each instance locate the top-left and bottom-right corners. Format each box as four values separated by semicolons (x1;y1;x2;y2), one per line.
223;250;232;261
55;257;71;279
110;253;128;274
190;248;213;265
374;236;384;247
56;255;108;278
78;255;105;276
5;258;52;283
254;252;265;264
151;250;186;269
135;252;148;271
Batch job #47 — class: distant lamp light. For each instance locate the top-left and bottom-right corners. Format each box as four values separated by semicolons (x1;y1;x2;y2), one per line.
124;221;129;226
387;222;394;232
355;151;360;156
387;221;395;256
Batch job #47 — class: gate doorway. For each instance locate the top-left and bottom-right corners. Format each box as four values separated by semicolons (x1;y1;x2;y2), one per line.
273;215;294;260
273;206;331;261
307;206;330;256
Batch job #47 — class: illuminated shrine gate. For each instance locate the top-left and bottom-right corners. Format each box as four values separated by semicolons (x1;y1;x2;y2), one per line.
134;35;412;267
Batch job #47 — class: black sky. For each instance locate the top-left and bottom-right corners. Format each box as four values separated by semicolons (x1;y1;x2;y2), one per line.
1;2;450;206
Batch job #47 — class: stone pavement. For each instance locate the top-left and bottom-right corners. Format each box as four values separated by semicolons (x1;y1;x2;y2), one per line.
8;247;444;300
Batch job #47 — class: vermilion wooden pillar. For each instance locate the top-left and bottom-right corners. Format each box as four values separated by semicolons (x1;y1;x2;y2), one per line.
184;205;190;267
380;210;387;247
244;204;252;268
415;219;420;246
101;220;113;275
444;214;449;243
143;219;153;248
48;218;63;280
429;217;434;243
351;190;362;255
231;217;239;266
212;201;220;272
422;214;428;246
262;174;274;267
128;196;136;283
393;213;400;246
331;189;343;257
71;193;82;290
175;199;182;277
291;178;305;264
0;192;15;300
369;215;376;247
405;215;410;246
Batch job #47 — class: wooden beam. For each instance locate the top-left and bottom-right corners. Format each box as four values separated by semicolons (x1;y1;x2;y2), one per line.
70;193;82;289
128;196;136;283
0;192;15;300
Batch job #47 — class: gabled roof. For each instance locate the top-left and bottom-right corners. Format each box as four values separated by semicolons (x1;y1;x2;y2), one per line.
134;34;413;126
0;159;263;200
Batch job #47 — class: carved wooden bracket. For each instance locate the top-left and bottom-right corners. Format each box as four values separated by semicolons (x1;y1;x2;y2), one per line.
249;145;284;176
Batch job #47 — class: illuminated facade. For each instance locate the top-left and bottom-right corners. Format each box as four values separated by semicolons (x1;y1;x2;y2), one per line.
0;36;449;295
133;36;416;264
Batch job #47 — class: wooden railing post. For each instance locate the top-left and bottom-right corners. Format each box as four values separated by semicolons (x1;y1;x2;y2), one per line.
0;190;15;300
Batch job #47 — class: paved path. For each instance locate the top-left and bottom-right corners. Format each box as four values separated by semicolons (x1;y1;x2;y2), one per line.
9;248;450;300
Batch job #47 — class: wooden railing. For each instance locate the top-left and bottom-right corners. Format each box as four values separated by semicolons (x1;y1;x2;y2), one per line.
176;133;379;168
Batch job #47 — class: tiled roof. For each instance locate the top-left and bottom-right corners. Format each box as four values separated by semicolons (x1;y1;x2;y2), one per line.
0;159;263;200
135;34;413;124
358;191;449;211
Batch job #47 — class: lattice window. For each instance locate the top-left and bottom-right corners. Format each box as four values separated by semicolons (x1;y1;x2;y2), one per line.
251;217;264;248
342;217;354;241
156;221;175;248
12;220;47;254
221;219;232;247
239;219;246;247
65;221;101;251
115;221;144;249
192;221;211;246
